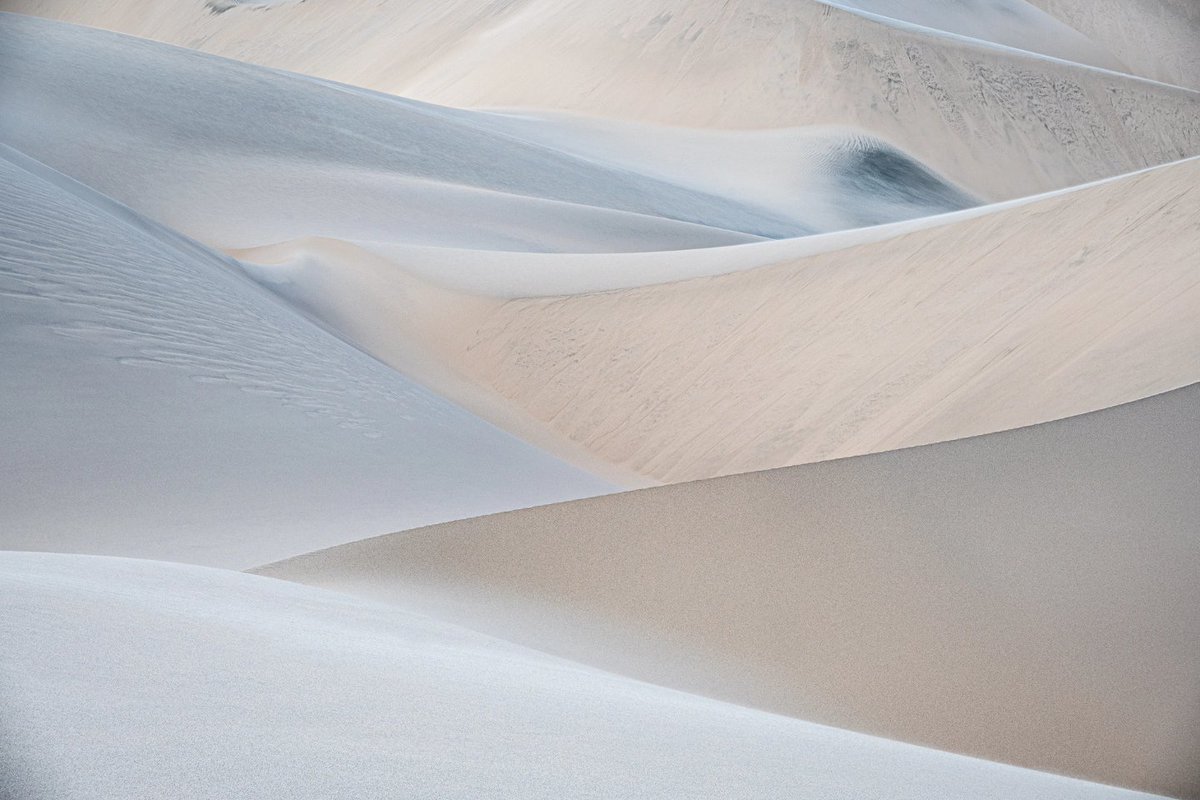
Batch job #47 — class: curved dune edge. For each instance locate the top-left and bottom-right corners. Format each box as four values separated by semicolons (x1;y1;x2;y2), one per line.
1;552;1170;800
241;155;1200;484
257;384;1200;798
0;143;612;568
1026;0;1200;89
5;2;1199;202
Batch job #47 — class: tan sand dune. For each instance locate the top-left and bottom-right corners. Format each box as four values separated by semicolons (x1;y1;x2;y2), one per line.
1027;0;1200;89
7;0;1200;199
1;551;1172;800
258;384;1200;798
245;157;1200;484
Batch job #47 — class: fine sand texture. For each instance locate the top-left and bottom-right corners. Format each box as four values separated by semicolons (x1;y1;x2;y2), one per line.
252;156;1200;483
1;551;1173;800
5;1;1200;200
1027;0;1200;88
259;385;1200;799
0;144;610;569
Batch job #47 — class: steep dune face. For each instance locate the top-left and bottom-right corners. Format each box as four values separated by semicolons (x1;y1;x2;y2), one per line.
0;146;610;568
255;157;1200;483
1027;0;1200;88
1;552;1169;800
6;1;1200;199
258;386;1200;799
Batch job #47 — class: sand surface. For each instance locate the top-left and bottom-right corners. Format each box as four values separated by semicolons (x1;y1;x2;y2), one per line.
5;1;1199;201
260;385;1200;798
2;550;1175;800
1027;0;1200;88
251;156;1200;483
0;145;610;568
0;1;1196;796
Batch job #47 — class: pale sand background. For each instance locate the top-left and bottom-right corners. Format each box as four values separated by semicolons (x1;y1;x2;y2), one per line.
5;1;1199;200
258;157;1200;483
260;384;1200;798
1025;0;1200;88
0;551;1170;800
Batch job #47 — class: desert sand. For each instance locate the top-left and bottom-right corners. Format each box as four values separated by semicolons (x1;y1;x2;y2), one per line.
1;550;1171;800
6;1;1200;200
1025;0;1200;88
245;156;1200;483
1;1;1196;798
0;145;610;568
260;385;1200;798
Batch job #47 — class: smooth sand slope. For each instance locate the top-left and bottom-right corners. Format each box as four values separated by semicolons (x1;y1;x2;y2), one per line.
260;385;1200;798
821;0;1127;71
0;12;983;257
0;145;609;569
6;0;1200;200
0;551;1175;800
254;156;1200;483
1027;0;1200;89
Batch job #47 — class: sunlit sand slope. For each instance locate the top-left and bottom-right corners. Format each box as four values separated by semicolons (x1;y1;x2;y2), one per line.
1027;0;1200;88
260;158;1200;483
0;551;1175;800
5;2;1199;199
260;385;1200;798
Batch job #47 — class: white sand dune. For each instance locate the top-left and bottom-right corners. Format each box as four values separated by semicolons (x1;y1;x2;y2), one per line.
0;145;610;569
242;156;1200;483
0;13;986;258
1027;0;1200;89
259;385;1200;798
8;0;1198;201
820;0;1127;71
0;1;1195;795
0;550;1175;800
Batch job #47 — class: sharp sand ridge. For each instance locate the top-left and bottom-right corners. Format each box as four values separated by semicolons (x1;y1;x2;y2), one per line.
0;145;611;569
259;385;1200;799
5;1;1200;199
0;551;1175;800
242;156;1200;484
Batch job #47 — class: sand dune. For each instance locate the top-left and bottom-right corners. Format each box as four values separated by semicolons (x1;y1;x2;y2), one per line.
7;1;1200;200
0;13;983;257
0;145;609;568
259;385;1200;798
822;0;1127;71
1;551;1175;800
1027;0;1200;88
0;1;1195;795
246;156;1200;483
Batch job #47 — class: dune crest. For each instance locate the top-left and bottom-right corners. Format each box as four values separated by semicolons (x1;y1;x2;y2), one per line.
240;156;1200;483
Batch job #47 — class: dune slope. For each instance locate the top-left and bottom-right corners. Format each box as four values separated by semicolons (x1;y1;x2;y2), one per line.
259;385;1200;798
1027;0;1200;88
7;0;1199;200
0;13;989;258
0;145;609;569
0;551;1174;800
252;156;1200;483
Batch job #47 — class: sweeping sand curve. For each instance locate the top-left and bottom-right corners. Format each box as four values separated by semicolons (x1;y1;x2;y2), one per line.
258;385;1200;799
1026;0;1200;89
5;1;1199;201
0;145;610;569
2;551;1176;800
244;156;1200;483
